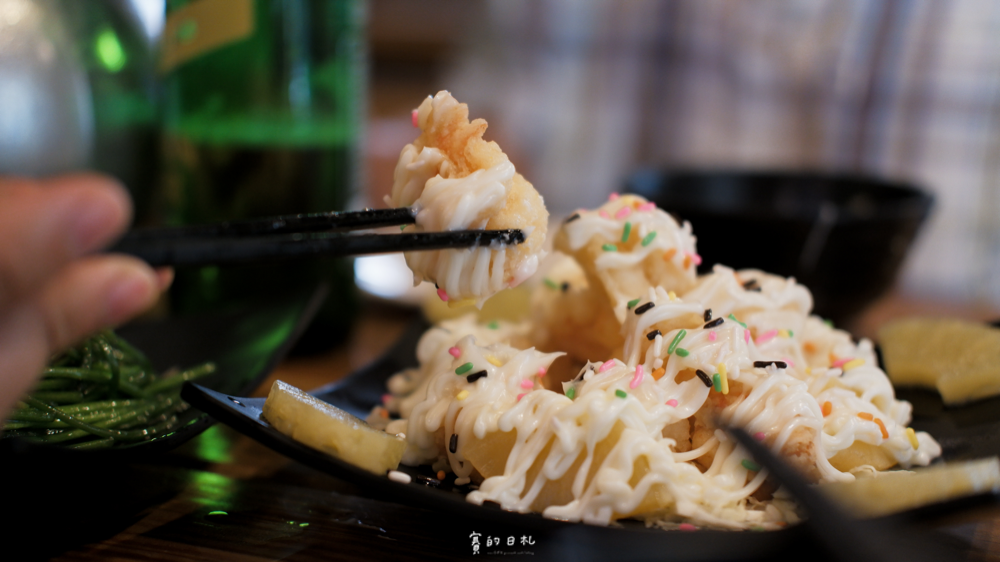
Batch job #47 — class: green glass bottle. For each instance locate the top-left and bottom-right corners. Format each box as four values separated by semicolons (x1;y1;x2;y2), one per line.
159;0;365;352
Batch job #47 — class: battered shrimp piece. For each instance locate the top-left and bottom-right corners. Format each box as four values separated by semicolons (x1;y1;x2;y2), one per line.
386;91;548;306
555;194;698;322
529;253;623;371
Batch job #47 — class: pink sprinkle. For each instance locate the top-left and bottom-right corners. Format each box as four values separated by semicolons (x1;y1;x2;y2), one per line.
831;357;853;369
637;202;656;212
437;288;449;302
614;207;632;220
744;329;751;343
782;357;795;368
686;252;702;266
599;210;610;218
609;192;620;201
537;367;547;377
756;329;778;345
666;399;678;407
516;393;526;402
708;331;717;342
411;109;419;127
520;379;534;389
448;346;461;358
630;365;644;389
382;393;392;404
598;360;615;373
753;432;766;441
678;523;697;532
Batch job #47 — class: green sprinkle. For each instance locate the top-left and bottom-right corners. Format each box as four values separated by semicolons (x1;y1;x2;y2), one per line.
615;389;627;399
728;314;747;328
544;278;559;290
712;373;722;392
487;321;499;330
741;459;761;472
566;387;576;400
667;329;687;354
621;222;632;243
400;224;407;231
627;298;641;309
641;231;657;246
602;244;617;252
299;522;310;527
824;319;834;328
675;348;689;357
455;362;474;375
787;330;794;337
208;511;228;516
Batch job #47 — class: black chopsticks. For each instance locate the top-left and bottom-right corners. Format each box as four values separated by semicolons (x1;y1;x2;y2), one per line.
109;207;524;267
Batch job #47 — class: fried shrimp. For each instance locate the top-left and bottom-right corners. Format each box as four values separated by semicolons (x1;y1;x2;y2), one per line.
555;194;698;322
386;91;548;306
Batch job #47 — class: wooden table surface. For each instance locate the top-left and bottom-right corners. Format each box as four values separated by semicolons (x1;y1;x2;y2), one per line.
10;295;1000;561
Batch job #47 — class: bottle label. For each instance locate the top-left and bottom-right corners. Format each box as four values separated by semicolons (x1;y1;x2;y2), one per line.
160;0;254;73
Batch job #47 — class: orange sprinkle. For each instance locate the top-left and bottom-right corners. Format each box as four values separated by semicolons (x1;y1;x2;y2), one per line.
803;342;816;353
822;401;832;417
436;470;446;481
683;255;692;268
874;418;889;439
857;412;874;421
379;408;389;419
663;248;677;261
652;367;666;381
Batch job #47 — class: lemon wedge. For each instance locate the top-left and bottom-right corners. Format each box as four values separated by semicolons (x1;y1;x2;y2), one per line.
262;380;406;474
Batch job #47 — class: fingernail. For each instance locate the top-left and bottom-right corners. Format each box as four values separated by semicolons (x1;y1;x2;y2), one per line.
72;196;122;254
106;273;154;324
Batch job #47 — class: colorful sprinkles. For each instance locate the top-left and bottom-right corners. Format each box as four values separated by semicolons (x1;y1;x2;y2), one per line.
729;314;747;328
641;232;657;246
544;278;559;290
646;329;661;341
599;359;615;373
822;401;832;417
622;222;632;242
634;302;655;315
437;288;449;302
753;360;787;369
695;369;713;387
755;329;778;345
449;433;458;453
448;346;461;358
411;109;419;127
455;362;474;375
615;389;628;399
652;367;666;381
667;330;687;354
467;371;488;383
703;317;724;329
675;348;690;357
627;298;641;309
717;363;729;394
666;399;678;407
630;365;644;389
602;244;617;252
566;387;576;400
741;459;761;472
906;427;919;449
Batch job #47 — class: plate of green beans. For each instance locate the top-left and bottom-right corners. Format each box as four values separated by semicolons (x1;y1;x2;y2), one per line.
0;285;327;455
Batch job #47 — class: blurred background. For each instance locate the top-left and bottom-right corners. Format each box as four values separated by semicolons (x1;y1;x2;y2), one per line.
2;0;999;337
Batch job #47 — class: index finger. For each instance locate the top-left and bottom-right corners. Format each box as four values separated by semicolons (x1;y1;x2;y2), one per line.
0;173;132;311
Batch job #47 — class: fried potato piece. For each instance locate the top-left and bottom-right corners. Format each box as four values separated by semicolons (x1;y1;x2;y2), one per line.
879;318;1000;405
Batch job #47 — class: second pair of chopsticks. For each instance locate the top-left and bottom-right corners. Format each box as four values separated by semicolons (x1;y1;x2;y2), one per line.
109;207;524;267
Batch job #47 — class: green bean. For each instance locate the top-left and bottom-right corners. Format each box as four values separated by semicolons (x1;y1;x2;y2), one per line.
140;363;216;397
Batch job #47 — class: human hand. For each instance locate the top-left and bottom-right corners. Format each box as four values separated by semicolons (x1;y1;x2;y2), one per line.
0;174;171;419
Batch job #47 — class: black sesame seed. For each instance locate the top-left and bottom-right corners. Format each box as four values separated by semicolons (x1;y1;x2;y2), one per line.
449;433;458;453
561;282;570;293
646;329;661;341
466;370;488;383
634;302;655;315
703;317;724;329
695;369;713;387
564;213;581;223
753;361;787;369
704;309;713;322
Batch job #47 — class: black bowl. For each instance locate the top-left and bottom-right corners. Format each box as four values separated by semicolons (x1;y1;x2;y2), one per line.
625;169;933;324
